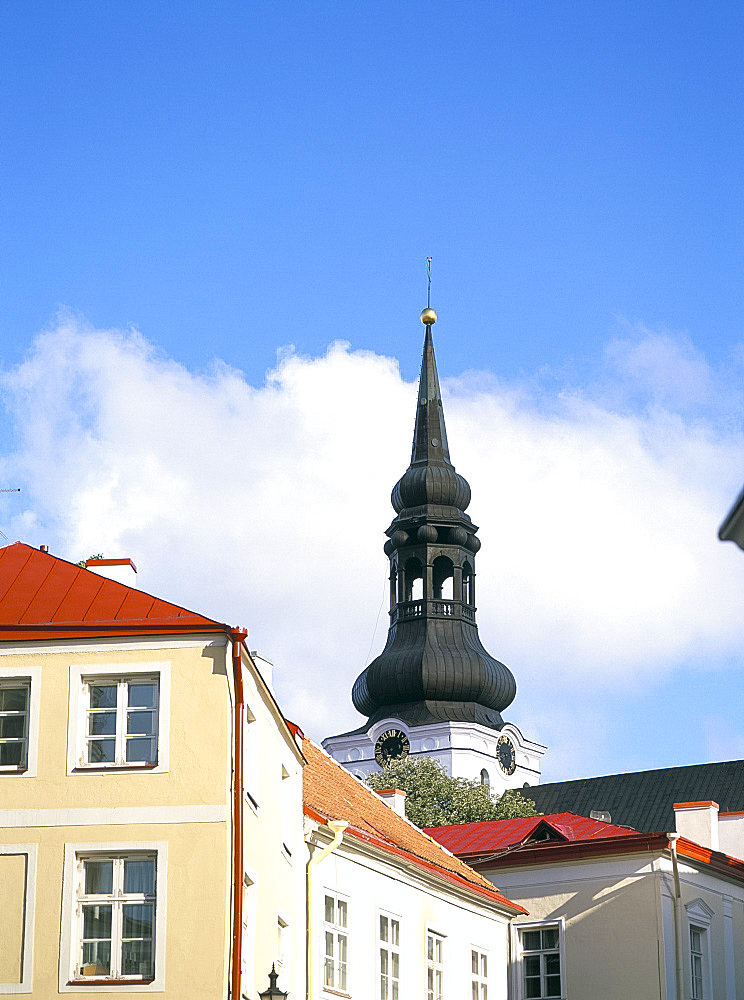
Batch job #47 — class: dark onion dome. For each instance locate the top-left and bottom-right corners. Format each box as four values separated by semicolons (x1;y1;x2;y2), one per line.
391;323;471;515
392;464;471;512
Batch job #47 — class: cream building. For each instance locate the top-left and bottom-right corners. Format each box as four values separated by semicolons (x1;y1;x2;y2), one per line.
0;542;305;999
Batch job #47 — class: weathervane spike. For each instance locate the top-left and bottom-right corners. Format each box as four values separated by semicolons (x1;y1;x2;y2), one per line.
420;258;437;326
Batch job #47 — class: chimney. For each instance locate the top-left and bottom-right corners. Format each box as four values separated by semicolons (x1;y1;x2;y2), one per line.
718;811;744;861
250;650;274;692
85;558;138;589
377;788;407;818
674;801;720;851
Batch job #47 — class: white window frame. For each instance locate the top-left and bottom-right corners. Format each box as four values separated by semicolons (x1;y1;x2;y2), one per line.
0;843;37;994
281;764;293;858
471;945;488;1000
59;841;167;993
241;867;257;999
0;667;41;777
686;898;714;1000
322;890;349;994
378;910;400;1000
243;704;259;811
276;910;290;993
512;919;565;1000
426;929;445;1000
67;663;170;774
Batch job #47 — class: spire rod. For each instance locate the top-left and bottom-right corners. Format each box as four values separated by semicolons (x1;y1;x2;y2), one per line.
426;256;432;308
420;257;437;327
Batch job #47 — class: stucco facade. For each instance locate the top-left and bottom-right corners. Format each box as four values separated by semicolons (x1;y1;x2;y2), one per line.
0;543;305;999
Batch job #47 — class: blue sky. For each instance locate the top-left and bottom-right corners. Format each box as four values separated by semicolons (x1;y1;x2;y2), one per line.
1;2;743;782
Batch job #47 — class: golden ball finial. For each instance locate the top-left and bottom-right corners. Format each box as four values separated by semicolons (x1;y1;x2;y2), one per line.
420;307;437;326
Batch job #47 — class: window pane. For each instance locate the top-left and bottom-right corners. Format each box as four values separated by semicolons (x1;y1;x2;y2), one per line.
391;919;399;946
380;915;388;941
0;742;24;765
0;715;25;739
85;860;113;895
546;974;562;996
122;939;154;977
324;958;334;987
380;949;388;975
127;710;155;736
128;682;157;708
88;738;115;762
337;899;347;928
88;711;116;736
83;903;112;938
522;930;541;950
472;950;479;974
542;928;559;949
122;903;154;939
324;896;334;924
472;984;479;1000
481;954;487;977
0;687;27;712
325;931;334;958
391;952;399;977
124;859;156;894
427;936;433;961
126;736;157;762
89;684;117;708
545;954;561;975
82;940;111;975
524;979;541;1000
524;956;541;976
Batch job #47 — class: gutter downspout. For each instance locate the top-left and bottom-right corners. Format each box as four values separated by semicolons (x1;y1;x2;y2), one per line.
306;820;348;1000
669;833;684;1000
230;628;249;1000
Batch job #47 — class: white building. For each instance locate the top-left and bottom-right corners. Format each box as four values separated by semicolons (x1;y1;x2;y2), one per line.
300;729;525;1000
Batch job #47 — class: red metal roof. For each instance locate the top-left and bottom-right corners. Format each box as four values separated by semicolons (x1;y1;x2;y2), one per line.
426;812;638;858
0;542;229;640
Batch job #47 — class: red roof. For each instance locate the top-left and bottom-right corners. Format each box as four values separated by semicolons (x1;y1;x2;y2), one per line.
0;542;229;640
426;813;638;859
301;735;526;914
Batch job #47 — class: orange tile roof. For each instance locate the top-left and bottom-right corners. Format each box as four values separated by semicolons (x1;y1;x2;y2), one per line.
0;542;229;640
301;735;526;914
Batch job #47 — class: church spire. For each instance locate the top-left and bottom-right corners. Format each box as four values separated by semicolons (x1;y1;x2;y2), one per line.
351;306;516;732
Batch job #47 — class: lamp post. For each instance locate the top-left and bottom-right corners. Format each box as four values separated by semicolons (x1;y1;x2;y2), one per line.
258;964;288;999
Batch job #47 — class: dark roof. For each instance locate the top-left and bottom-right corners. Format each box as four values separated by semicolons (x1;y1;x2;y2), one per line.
0;542;230;641
527;760;744;832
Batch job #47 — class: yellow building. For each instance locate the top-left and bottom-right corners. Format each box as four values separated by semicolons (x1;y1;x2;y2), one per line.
0;542;305;999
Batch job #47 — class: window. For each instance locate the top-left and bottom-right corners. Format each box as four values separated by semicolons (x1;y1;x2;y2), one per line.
685;898;713;1000
281;765;293;856
427;931;444;1000
517;924;563;999
83;677;158;766
241;870;257;999
0;667;40;776
244;705;259;809
69;663;170;774
323;892;348;992
471;947;488;1000
378;912;400;1000
690;926;705;999
75;854;156;981
0;682;29;768
277;915;290;991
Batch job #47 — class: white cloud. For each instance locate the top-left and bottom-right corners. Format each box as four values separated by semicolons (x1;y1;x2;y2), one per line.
2;314;744;769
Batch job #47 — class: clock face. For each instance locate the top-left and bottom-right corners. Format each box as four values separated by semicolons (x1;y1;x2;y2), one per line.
496;735;516;775
374;729;410;766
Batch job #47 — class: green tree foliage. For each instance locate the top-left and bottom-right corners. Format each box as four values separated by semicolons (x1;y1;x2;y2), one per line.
367;757;538;828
